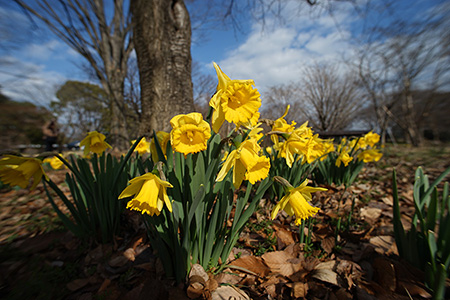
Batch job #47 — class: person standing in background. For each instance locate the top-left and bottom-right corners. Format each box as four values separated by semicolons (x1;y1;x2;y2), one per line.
42;119;59;152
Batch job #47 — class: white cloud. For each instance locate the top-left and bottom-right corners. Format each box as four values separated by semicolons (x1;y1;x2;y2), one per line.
22;40;70;61
0;56;66;107
217;4;355;95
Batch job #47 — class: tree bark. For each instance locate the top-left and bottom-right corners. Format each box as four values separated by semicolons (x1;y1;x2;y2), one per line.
131;0;195;135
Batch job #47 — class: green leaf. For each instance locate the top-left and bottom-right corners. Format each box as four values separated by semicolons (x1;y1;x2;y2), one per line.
426;188;438;232
152;130;167;165
43;179;84;237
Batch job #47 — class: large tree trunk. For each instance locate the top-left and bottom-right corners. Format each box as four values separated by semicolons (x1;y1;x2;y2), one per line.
131;0;195;135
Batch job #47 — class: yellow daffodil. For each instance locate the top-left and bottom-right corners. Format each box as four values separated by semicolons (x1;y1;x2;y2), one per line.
242;122;264;142
271;179;326;225
80;131;112;157
279;126;311;167
271;105;297;147
357;149;383;163
278;122;333;167
0;155;48;190
43;155;67;170
119;173;173;216
363;131;380;148
170;113;211;155
222;151;229;162
132;137;150;155
216;139;270;189
209;62;261;132
272;105;297;133
304;135;334;164
335;151;353;167
150;131;170;162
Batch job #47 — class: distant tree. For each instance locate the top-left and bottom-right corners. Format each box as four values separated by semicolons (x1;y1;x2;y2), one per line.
15;0;134;149
0;91;53;150
353;1;450;146
192;61;216;118
263;84;304;124
298;63;363;131
52;81;109;142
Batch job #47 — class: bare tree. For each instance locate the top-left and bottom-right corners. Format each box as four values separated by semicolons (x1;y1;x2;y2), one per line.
263;84;303;124
15;0;134;149
192;61;216;118
355;46;397;145
354;2;450;146
298;63;363;131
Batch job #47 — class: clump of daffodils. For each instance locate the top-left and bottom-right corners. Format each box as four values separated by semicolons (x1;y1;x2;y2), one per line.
270;110;335;167
336;132;383;166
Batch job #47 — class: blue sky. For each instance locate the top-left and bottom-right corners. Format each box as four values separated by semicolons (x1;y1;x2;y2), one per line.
0;0;445;107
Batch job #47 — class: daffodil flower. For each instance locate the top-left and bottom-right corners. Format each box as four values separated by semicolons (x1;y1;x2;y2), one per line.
210;62;261;133
363;131;380;148
119;173;173;216
0;155;48;190
43;155;67;170
357;148;383;163
271;105;297;146
150;131;170;162
170;113;211;155
132;137;150;155
80;131;112;157
271;179;326;225
335;151;353;167
216;139;270;189
279;122;334;166
279;130;310;167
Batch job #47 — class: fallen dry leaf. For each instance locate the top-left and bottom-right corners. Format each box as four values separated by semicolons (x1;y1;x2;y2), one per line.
312;261;339;286
398;280;432;298
372;257;396;292
369;235;397;255
108;254;130;267
380;196;393;206
272;223;295;249
360;207;382;224
211;285;250;300
321;236;335;254
215;268;244;286
229;255;270;277
286;282;308;298
261;250;302;277
123;248;136;261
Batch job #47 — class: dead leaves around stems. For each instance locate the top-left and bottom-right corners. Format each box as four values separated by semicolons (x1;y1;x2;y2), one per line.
219;244;365;299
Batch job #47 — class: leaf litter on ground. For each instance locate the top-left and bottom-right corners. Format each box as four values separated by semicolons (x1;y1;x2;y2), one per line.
0;144;449;299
